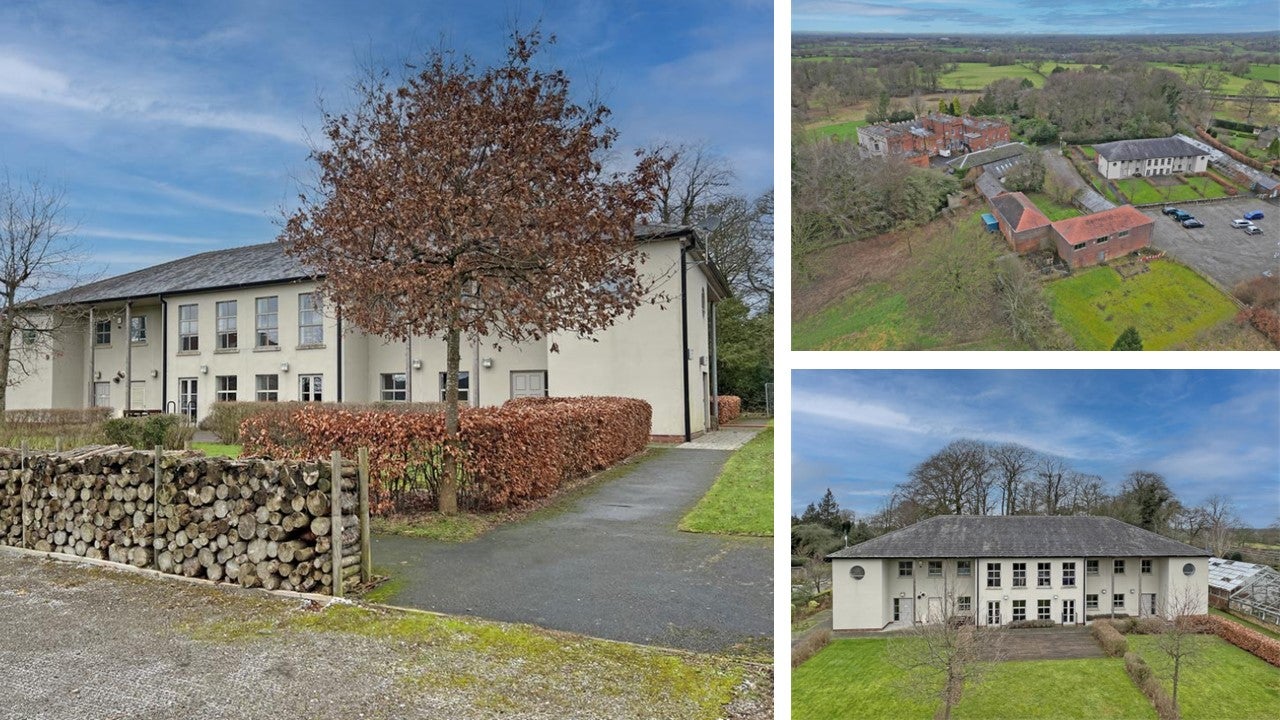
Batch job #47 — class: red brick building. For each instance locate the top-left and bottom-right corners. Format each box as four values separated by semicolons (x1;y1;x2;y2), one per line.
1049;206;1154;268
989;192;1052;253
857;114;1010;163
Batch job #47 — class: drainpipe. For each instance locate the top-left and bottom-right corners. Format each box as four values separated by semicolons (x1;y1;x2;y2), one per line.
472;337;480;408
160;296;168;414
405;335;413;402
709;299;719;429
124;302;132;415
679;240;691;442
87;307;95;407
335;311;343;402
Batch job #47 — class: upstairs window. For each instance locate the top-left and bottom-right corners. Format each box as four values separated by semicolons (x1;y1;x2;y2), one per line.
298;293;323;345
178;304;198;352
255;296;279;348
94;319;111;346
1037;562;1051;588
898;561;913;578
130;316;147;343
1012;562;1027;588
216;300;238;349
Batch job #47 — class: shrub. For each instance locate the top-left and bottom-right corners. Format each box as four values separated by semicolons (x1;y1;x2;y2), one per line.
3;408;112;426
202;401;449;443
1234;275;1280;308
241;397;651;514
1190;614;1280;667
1092;619;1129;657
1131;617;1171;635
718;395;743;425
792;629;832;668
102;415;194;450
1124;651;1178;720
1237;307;1280;346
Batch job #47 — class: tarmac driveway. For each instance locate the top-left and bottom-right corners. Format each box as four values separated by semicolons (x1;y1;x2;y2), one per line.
371;437;772;654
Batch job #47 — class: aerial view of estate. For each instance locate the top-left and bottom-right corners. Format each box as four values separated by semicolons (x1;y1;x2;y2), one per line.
792;2;1280;350
0;2;774;718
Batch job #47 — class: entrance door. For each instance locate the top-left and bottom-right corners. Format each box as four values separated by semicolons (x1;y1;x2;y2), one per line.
927;597;943;623
1141;593;1156;617
93;382;110;409
1062;599;1076;625
1097;250;1107;264
702;371;710;432
510;371;547;399
986;600;1001;626
179;378;198;421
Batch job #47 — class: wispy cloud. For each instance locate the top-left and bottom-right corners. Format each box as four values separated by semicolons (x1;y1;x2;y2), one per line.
77;228;229;246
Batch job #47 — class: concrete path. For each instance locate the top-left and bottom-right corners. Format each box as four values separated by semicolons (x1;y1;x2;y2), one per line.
371;437;772;654
1045;150;1116;213
791;609;833;649
996;627;1103;661
679;424;765;451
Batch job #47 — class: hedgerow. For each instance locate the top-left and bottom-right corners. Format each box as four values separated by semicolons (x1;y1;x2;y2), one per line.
718;395;743;424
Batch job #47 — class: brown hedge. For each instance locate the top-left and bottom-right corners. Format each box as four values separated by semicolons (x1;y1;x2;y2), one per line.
3;408;112;426
241;396;650;514
1124;651;1178;720
1181;614;1280;667
717;395;742;425
1092;619;1129;657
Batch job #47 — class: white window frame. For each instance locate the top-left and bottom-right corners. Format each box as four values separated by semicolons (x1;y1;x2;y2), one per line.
1086;594;1099;611
1112;594;1125;609
1062;562;1076;587
898;561;912;578
1114;559;1125;575
957;560;972;577
1037;562;1051;588
216;300;238;350
1012;562;1027;588
255;374;279;402
1141;559;1152;575
986;562;1001;588
130;315;148;344
179;304;199;352
94;319;112;346
216;375;237;402
928;560;942;577
438;371;470;402
299;374;323;402
255;296;279;348
298;293;323;346
958;596;971;612
1012;599;1026;622
1037;599;1051;621
1087;559;1099;576
380;373;407;402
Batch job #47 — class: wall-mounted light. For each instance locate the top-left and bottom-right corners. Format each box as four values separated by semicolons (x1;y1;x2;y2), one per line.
199;365;208;375
280;362;289;373
411;359;423;370
899;591;905;597
1101;589;1108;594
150;369;159;378
1053;594;1059;600
94;370;102;380
481;357;494;369
1002;595;1009;600
1130;588;1135;594
116;317;123;327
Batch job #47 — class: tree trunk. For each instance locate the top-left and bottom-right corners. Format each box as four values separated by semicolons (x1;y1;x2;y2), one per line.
439;322;461;515
0;294;15;415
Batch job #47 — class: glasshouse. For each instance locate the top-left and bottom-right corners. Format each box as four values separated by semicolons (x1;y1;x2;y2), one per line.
1208;556;1280;626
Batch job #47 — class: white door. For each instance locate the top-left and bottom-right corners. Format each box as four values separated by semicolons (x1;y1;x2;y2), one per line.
986;600;1001;626
130;381;147;411
1142;593;1156;617
1062;599;1076;625
179;378;198;421
927;597;942;623
900;598;914;624
93;382;110;409
510;371;547;399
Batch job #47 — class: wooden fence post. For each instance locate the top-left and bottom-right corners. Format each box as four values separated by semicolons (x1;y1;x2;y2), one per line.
20;440;28;550
358;447;370;583
153;446;162;570
330;450;343;598
55;436;63;453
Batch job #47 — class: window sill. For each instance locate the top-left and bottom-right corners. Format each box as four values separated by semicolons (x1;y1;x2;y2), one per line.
253;346;281;353
176;351;200;357
131;342;149;347
94;344;113;350
214;348;240;354
296;343;326;351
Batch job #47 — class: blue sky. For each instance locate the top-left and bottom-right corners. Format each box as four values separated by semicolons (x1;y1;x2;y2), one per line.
0;1;771;282
793;1;1280;35
793;370;1280;528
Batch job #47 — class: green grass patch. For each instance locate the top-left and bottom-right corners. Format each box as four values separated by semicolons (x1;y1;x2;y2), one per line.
793;638;1153;720
1210;608;1280;640
792;283;929;350
1025;192;1084;221
362;568;406;604
1080;145;1097;159
192;442;242;458
939;62;1085;90
1046;262;1240;350
371;512;493;543
809;119;867;143
1128;635;1280;720
680;427;773;536
1183;175;1228;198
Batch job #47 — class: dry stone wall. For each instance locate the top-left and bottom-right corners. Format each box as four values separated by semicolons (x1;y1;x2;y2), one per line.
0;445;363;595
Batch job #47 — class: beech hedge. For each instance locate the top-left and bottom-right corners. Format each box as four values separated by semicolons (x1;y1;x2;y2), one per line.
1124;651;1178;720
3;408;113;426
717;395;743;425
1181;614;1280;667
1091;619;1129;657
240;396;650;514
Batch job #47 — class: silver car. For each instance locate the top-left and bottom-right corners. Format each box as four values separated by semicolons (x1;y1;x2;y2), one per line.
1230;219;1251;228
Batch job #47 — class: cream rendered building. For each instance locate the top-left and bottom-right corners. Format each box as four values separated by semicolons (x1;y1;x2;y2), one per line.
9;225;729;440
1093;136;1210;180
829;515;1209;631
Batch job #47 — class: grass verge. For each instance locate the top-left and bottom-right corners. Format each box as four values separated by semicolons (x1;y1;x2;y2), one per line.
1046;261;1240;350
1127;634;1280;720
680;427;773;536
192;442;242;458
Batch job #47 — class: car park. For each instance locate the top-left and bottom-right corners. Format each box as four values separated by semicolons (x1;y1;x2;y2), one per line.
1182;218;1204;228
1244;225;1264;235
1162;206;1180;215
1244;210;1265;220
1231;219;1252;228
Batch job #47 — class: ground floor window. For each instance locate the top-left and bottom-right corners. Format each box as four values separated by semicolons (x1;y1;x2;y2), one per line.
299;374;323;402
1037;599;1051;621
216;376;237;402
958;596;971;612
1112;594;1125;610
380;373;406;402
893;598;902;622
1086;594;1099;611
1012;599;1026;622
438;371;469;402
255;374;279;402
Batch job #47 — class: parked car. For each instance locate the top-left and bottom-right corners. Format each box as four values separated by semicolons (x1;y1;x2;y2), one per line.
1182;218;1204;228
1171;210;1194;222
1244;225;1264;235
1244;210;1265;220
1231;219;1252;228
1162;206;1180;215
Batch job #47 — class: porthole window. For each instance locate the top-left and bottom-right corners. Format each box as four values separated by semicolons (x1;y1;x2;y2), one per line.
1182;563;1196;576
850;565;865;580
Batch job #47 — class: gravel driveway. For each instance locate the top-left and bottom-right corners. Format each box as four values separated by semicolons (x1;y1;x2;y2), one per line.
0;551;770;720
371;440;772;654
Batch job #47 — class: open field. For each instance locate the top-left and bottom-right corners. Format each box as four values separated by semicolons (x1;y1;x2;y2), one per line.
808;119;866;142
1148;62;1280;93
1128;635;1280;720
792;638;1154;720
1045;261;1244;350
939;61;1088;89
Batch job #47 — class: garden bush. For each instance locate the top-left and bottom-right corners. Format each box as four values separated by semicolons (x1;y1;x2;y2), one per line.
1092;619;1129;657
1233;275;1280;308
201;401;447;442
241;397;651;514
791;629;831;668
102;415;194;450
4;408;112;425
1124;651;1178;720
1185;614;1280;667
718;395;742;424
1237;307;1280;346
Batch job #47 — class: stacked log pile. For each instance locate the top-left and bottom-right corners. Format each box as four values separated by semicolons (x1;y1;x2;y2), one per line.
0;445;361;594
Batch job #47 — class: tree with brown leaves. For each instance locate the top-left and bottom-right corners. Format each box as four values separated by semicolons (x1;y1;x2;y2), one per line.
281;30;669;514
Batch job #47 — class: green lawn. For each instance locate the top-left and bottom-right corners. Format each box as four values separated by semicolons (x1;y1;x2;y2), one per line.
792;283;927;350
1046;262;1240;350
1025;192;1084;221
1080;146;1097;159
192;442;242;458
809;119;867;143
793;639;1153;720
679;426;773;536
1128;635;1280;720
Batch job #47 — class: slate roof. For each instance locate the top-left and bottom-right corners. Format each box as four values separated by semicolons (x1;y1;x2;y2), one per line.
34;224;707;307
990;191;1051;233
1051;205;1153;246
947;142;1027;171
1092;136;1206;163
828;515;1207;560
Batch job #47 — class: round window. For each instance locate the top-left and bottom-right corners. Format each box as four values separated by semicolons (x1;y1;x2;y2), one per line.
1183;563;1196;576
850;565;866;580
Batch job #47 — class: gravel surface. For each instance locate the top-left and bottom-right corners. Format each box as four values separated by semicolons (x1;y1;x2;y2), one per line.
1142;198;1280;289
371;444;773;654
0;552;771;720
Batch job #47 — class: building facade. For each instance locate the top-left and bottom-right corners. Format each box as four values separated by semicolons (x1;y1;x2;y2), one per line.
858;114;1011;165
1049;206;1155;269
989;191;1052;254
1093;136;1210;180
829;516;1209;631
9;225;729;441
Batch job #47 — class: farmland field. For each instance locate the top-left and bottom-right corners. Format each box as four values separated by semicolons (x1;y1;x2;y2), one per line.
1127;635;1280;720
1148;62;1280;94
792;638;1154;720
807;119;866;142
939;61;1086;89
1045;261;1240;350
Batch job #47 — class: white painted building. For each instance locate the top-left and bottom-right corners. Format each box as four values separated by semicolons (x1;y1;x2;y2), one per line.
1093;136;1210;179
9;225;729;440
829;516;1209;631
